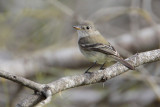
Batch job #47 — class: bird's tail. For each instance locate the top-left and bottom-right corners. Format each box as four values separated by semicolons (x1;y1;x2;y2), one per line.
114;57;135;70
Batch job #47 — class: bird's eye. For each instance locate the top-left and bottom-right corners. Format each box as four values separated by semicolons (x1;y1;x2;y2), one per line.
86;26;90;30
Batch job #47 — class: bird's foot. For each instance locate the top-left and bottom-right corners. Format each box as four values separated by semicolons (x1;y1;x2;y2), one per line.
99;62;106;70
84;70;93;74
99;67;105;70
84;61;97;74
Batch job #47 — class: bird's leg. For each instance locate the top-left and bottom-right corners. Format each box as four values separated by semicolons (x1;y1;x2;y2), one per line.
99;62;106;70
85;61;97;73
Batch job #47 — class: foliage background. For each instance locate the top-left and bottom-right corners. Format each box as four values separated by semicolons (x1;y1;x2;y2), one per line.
0;0;160;107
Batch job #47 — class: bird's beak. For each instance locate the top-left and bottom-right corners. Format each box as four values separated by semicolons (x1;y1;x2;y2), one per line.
73;25;81;30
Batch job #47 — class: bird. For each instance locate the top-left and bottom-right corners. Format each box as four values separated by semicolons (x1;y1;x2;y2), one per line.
73;21;135;73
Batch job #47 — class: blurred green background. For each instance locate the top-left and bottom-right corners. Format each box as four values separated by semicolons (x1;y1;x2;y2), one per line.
0;0;160;107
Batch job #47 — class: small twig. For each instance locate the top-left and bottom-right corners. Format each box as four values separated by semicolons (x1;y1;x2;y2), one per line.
0;71;44;92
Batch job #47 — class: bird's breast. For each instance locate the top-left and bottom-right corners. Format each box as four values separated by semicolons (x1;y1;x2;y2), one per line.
80;48;114;64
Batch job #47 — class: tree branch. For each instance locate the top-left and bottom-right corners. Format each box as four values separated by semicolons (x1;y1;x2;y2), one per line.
0;49;159;106
0;70;44;92
0;49;155;106
47;49;160;94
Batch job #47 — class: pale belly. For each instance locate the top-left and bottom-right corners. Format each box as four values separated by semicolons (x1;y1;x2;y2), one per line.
80;49;115;64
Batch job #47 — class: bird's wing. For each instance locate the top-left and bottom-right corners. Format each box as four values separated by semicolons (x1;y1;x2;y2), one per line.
80;42;120;57
80;43;135;70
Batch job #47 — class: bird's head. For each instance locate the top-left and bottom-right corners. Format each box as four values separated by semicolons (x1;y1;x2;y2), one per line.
73;21;100;38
